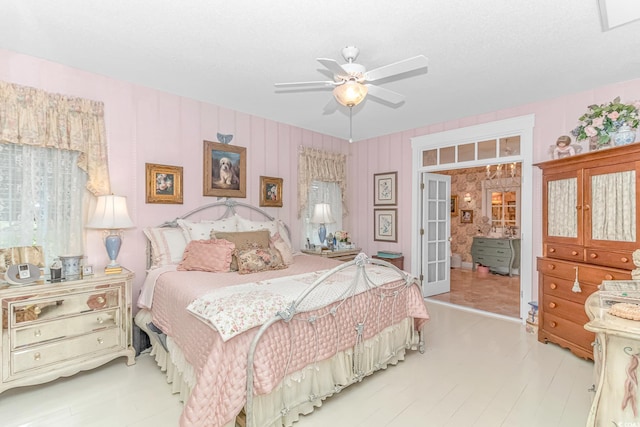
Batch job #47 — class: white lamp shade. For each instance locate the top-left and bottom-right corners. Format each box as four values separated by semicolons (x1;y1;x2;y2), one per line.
333;81;368;107
86;195;134;229
310;203;335;224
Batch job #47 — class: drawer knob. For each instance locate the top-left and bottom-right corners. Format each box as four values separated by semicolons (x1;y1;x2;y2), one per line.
549;248;556;253
605;274;613;280
96;296;106;305
97;317;104;324
621;257;629;263
34;329;41;337
590;253;598;259
97;337;104;345
549;302;557;309
550;283;557;290
550;321;557;328
34;352;41;361
548;264;556;270
33;306;41;315
571;251;578;256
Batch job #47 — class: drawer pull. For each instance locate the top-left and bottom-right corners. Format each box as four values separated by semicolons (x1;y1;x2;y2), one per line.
605;274;613;280
550;283;557;290
621;257;629;263
96;296;106;305
34;329;41;337
571;251;578;256
97;337;104;345
34;352;41;361
584;204;590;211
549;321;557;328
547;264;556;270
549;248;556;253
97;317;104;324
33;306;41;315
590;253;598;259
549;302;557;309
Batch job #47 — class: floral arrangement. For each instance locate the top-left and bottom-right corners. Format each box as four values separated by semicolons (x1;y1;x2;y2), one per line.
334;230;350;243
571;97;640;147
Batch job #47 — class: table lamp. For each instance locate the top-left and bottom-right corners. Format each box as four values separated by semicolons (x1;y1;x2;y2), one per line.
310;203;335;245
86;195;134;269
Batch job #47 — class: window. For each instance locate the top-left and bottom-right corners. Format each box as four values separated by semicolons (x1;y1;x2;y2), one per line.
0;143;87;265
302;181;343;247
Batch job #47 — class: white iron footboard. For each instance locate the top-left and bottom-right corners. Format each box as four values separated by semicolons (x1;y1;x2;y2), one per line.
245;253;426;427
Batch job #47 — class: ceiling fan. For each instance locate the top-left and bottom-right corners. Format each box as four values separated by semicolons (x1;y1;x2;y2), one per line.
274;46;429;109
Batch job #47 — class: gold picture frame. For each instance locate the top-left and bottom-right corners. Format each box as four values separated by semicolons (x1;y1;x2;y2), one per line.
451;195;459;216
203;140;246;198
374;208;398;242
460;209;474;223
145;163;183;204
259;176;283;207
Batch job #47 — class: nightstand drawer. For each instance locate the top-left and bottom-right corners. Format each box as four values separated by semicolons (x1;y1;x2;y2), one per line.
11;328;120;375
12;309;120;349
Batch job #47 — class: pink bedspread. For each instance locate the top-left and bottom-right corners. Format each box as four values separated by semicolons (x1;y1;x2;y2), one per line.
148;254;429;427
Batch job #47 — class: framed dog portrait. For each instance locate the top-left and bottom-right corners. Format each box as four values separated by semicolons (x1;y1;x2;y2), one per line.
145;163;183;204
260;176;283;207
373;172;397;206
203;140;246;198
460;209;474;223
374;208;398;242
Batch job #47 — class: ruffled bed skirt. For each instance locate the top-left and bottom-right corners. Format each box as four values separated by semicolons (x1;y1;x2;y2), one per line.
134;310;421;427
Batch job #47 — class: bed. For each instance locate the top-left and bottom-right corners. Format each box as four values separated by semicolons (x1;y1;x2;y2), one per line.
134;200;429;427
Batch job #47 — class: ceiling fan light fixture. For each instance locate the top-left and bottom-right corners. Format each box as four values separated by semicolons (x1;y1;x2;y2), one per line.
333;81;368;107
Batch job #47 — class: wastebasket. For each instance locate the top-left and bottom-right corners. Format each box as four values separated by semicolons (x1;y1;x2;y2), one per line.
451;253;462;268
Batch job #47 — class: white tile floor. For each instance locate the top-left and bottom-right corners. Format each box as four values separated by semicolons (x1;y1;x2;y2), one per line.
0;302;594;427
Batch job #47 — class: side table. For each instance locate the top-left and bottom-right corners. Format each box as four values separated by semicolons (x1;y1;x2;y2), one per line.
301;248;362;262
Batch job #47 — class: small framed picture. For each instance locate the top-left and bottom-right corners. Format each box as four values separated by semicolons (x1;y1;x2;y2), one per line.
374;172;397;206
259;176;283;207
82;265;94;277
374;208;398;242
451;195;458;216
145;163;184;204
460;209;474;223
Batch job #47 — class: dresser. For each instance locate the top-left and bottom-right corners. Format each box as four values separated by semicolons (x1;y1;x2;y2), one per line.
471;237;520;276
536;144;640;359
0;269;135;393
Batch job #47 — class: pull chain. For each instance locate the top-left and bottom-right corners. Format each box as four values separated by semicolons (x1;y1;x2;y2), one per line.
348;107;353;143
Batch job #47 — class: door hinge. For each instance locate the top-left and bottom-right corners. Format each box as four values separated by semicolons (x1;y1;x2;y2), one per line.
420;228;424;235
420;182;424;190
420;274;424;281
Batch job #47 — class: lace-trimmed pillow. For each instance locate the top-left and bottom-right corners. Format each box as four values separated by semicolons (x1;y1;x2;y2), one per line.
235;216;293;252
270;232;294;265
236;247;287;274
177;239;235;272
177;217;239;241
143;227;188;269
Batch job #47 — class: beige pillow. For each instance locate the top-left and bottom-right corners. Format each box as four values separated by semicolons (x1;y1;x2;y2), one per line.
236;247;286;274
212;230;271;271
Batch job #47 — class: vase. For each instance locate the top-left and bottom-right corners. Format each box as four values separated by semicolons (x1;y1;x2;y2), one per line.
588;136;612;151
613;125;636;146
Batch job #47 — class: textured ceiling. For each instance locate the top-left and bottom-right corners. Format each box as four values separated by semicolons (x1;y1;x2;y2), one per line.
1;1;639;142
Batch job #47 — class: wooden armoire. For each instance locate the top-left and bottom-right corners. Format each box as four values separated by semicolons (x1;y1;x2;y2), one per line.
536;143;640;359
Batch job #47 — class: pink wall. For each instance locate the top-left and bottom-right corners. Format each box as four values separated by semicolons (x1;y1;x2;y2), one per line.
349;78;640;292
0;48;348;300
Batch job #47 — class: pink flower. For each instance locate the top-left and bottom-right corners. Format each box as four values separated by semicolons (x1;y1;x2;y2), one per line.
592;117;604;128
608;111;620;120
585;126;598;137
633;101;640;110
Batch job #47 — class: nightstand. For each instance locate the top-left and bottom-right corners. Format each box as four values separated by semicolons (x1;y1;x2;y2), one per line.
372;255;404;270
0;269;135;394
301;248;362;262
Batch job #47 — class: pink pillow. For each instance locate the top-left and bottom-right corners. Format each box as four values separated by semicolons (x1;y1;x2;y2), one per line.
270;232;294;265
177;239;235;272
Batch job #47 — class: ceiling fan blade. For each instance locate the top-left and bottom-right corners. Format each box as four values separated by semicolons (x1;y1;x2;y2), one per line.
274;80;336;88
322;98;339;115
364;55;428;82
365;84;405;105
317;58;348;76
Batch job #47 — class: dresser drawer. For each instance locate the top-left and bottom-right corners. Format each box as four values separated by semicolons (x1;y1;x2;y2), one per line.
541;275;597;305
537;257;631;285
7;288;121;326
585;249;634;270
472;238;511;249
542;295;589;324
11;309;119;349
544;243;584;262
473;254;512;268
11;328;121;375
542;312;594;351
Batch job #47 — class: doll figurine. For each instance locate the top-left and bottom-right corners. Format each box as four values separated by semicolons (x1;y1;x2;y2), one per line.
553;135;576;159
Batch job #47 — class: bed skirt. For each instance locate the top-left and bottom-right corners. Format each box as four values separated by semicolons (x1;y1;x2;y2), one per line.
135;309;421;427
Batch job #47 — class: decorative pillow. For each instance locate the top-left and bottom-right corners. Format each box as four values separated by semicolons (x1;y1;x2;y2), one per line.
270;232;294;265
212;230;271;271
177;217;238;241
235;216;293;251
177;239;235;272
236;247;286;274
143;227;188;269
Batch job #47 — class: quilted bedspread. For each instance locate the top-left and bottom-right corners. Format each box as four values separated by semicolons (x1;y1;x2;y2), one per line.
146;254;429;427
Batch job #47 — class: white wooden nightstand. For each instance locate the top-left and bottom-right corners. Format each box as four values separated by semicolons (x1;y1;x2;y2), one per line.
0;269;135;393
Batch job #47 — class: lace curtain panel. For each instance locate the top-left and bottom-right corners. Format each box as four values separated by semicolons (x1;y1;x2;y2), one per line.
0;80;110;195
591;171;636;242
303;181;343;246
547;178;577;238
297;147;347;218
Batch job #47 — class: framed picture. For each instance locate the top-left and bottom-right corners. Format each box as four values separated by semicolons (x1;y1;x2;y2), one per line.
374;208;398;242
145;163;183;204
451;195;458;216
82;265;94;277
374;172;397;206
461;209;474;223
259;176;283;207
203;140;247;198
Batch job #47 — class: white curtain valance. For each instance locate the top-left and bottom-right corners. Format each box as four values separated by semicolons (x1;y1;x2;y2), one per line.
298;147;348;218
0;80;110;195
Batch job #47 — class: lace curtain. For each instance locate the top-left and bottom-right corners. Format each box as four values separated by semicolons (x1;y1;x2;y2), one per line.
591;171;636;242
297;147;347;218
547;178;577;238
0;80;110;264
302;181;343;247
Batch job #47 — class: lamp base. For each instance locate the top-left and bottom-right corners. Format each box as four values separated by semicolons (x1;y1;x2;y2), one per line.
104;232;123;270
318;224;327;246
